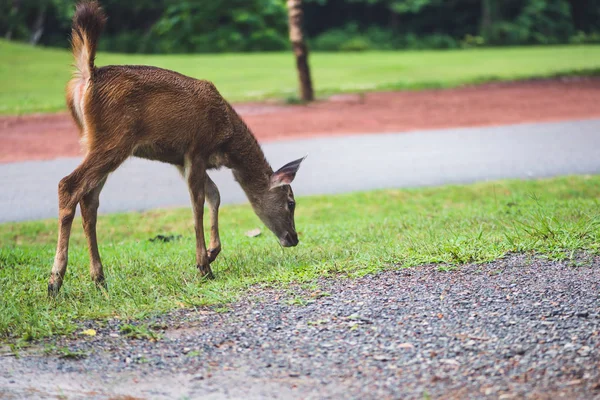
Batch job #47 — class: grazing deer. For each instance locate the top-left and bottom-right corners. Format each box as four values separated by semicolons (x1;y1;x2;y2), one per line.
48;0;306;296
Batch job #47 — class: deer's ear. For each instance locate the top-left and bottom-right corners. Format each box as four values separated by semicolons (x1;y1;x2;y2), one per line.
269;155;307;190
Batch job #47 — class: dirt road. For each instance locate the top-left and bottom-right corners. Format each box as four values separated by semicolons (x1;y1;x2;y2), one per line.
2;78;600;164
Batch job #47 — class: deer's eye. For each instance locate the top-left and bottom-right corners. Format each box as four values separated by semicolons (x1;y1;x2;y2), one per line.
288;201;295;211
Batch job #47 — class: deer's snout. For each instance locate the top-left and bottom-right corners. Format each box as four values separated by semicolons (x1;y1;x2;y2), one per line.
281;231;299;247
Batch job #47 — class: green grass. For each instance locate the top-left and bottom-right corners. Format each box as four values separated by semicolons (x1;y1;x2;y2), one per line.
1;39;600;114
1;175;599;342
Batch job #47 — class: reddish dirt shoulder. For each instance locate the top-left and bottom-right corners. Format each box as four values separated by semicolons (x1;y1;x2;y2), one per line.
2;78;600;164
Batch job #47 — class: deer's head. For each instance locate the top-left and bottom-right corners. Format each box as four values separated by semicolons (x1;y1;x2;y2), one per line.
252;156;305;247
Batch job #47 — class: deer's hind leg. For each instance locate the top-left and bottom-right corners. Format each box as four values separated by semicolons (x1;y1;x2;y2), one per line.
48;149;129;296
80;177;107;287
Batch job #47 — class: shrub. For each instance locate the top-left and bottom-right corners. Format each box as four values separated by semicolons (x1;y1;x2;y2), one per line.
569;31;600;44
461;34;486;48
311;25;460;51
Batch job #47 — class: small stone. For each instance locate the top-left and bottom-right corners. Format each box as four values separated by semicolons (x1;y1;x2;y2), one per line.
289;372;300;378
440;359;460;366
245;228;262;238
563;343;576;351
576;311;589;318
546;350;558;358
512;345;526;355
578;346;592;357
182;347;191;354
373;354;390;361
192;374;204;381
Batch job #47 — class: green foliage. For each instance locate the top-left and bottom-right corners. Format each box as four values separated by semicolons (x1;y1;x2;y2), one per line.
2;0;289;53
311;25;460;51
1;175;599;341
387;0;437;14
2;0;600;53
461;34;486;49
312;24;377;51
484;0;575;45
142;0;289;54
311;0;586;50
570;31;600;44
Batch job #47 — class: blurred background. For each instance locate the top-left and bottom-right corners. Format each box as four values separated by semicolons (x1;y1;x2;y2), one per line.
1;0;600;221
2;0;599;54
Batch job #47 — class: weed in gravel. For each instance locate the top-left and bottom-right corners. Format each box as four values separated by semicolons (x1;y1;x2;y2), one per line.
119;324;162;341
57;347;88;360
286;297;312;307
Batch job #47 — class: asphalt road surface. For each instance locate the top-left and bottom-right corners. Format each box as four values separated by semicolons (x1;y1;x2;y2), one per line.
1;119;600;223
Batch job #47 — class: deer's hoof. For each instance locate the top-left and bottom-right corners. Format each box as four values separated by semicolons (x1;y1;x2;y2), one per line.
47;282;61;298
197;264;215;280
207;246;221;263
93;276;107;290
47;273;64;297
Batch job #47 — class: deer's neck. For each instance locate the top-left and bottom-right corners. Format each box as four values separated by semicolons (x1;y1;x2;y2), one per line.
225;108;273;203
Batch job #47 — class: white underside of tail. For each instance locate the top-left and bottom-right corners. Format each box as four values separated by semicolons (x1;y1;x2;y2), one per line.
73;36;91;129
75;40;91;82
72;78;90;150
71;30;93;152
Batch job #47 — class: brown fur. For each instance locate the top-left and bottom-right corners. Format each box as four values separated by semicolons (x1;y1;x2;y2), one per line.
48;1;305;296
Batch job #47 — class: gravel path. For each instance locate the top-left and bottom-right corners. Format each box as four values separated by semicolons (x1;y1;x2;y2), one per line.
1;254;599;399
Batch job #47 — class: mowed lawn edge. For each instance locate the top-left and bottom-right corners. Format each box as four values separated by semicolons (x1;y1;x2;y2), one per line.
0;175;599;342
1;40;600;114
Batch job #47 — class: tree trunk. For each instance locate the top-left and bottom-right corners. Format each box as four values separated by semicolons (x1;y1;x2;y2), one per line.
287;0;314;102
480;0;493;40
5;0;22;40
390;11;399;31
29;6;47;45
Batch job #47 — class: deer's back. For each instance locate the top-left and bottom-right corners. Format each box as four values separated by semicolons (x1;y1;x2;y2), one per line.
77;65;233;162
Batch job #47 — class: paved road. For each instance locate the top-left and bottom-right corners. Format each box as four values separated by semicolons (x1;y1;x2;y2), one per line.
1;119;600;223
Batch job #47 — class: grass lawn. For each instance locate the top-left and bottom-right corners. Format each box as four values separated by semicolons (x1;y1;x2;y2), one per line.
0;175;599;342
1;39;600;115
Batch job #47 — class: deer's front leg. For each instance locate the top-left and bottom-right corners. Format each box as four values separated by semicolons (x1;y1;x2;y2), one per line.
205;176;221;263
186;158;214;279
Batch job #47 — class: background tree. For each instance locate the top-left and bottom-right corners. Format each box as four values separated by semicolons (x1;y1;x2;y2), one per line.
287;0;314;102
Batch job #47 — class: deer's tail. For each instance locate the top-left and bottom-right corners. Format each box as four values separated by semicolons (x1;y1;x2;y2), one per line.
71;1;106;81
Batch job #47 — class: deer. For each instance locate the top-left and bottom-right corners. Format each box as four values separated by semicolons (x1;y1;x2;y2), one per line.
47;0;306;296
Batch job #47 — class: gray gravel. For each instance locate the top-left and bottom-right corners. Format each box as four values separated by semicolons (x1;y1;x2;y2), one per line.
2;119;600;222
1;254;599;399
